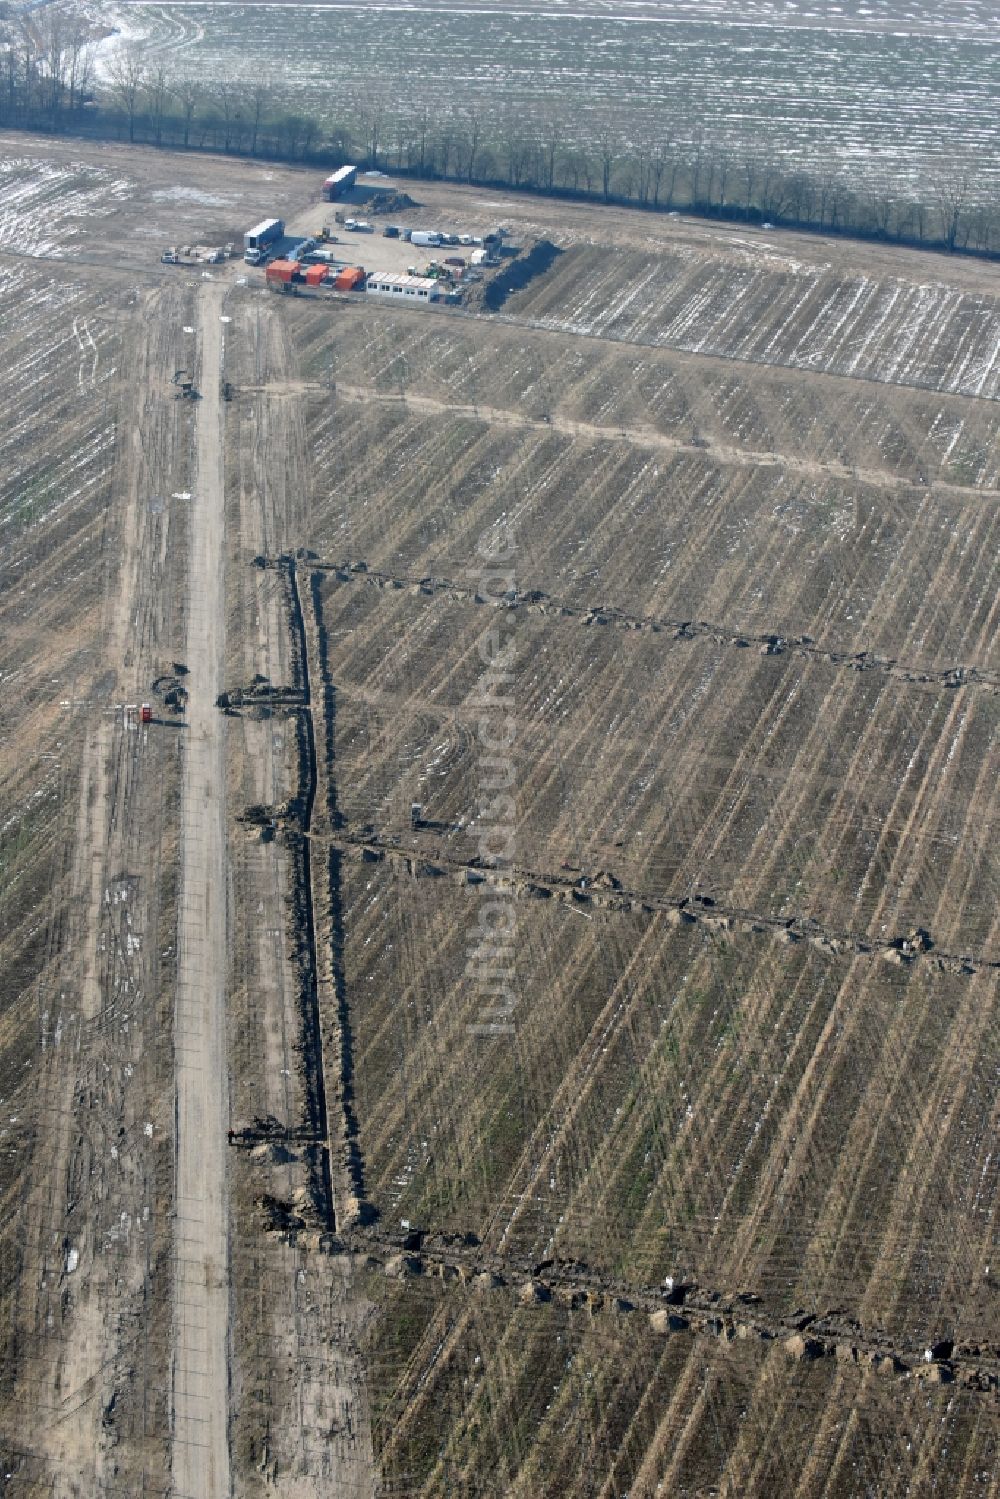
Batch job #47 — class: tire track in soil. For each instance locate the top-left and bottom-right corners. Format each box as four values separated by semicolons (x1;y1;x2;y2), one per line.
6;282;188;1497
171;279;230;1499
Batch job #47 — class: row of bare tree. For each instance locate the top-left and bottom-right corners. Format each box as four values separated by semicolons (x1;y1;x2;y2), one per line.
0;5;96;125
0;22;992;257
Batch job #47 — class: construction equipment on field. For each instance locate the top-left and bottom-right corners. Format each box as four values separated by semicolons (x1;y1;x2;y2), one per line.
172;368;198;400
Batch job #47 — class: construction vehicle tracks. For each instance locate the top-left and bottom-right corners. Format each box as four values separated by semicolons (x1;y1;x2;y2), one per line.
297;556;1000;694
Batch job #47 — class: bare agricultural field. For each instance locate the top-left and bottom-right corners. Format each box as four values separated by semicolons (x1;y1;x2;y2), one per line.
1;136;998;1497
0;156;134;256
266;214;999;1491
336;856;997;1305
500;242;1000;400
0;134;322;267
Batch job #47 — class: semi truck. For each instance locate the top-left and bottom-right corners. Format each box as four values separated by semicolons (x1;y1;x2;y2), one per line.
243;218;285;265
322;165;357;201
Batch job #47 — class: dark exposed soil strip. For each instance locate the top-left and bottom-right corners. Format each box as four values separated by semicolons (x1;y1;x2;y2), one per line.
482;239;563;312
233;556;373;1224
313;827;998;979
339;1226;1000;1400
303;564;371;1224
303;558;1000;693
251;557;337;1230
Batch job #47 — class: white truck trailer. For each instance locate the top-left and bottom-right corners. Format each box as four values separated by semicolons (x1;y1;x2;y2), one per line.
243;218;285;265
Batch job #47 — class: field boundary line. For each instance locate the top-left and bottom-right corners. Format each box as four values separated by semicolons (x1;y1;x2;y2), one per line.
242;379;1000;504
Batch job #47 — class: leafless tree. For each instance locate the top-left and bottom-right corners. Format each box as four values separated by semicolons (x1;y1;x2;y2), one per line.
559;146;584;193
713;153;732;210
759;166;788;222
687;129;707;205
246;68;272;156
783;171;812;224
145;59;172;145
279;111;315;159
210;77;243;152
966;202;995;254
866;185;894;238
388;111;410;171
351;83;389;165
463;106;483;182
435;121;455;177
65;22;93;117
597;125;617;201
631;147;649;206
539;110;563;192
741;149;760;219
501;108;531;187
934;171;969;252
104;44;147;143
648;133;679;209
36;8;68;119
170;75;202;149
406;101;432;175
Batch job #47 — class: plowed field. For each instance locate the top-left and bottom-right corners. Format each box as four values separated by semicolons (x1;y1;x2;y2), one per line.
1;138;996;1498
271;232;999;1492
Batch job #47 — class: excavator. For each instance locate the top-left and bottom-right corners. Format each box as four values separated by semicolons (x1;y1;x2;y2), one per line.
171;368;198;400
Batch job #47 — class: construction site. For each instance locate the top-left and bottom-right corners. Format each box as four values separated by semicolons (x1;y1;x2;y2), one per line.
0;133;998;1499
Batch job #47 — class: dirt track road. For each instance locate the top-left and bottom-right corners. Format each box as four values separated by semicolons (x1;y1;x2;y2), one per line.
172;280;231;1499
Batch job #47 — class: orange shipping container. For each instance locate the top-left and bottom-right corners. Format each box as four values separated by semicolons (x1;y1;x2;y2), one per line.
265;259;298;283
334;266;365;291
305;263;328;286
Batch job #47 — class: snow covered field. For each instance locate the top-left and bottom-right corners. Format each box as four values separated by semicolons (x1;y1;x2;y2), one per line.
96;0;1000;201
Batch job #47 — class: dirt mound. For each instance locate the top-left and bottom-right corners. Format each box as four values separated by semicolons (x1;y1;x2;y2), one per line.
483;240;563;312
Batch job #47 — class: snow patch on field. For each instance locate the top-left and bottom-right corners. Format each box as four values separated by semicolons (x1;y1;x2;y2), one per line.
510;248;1000;401
0;159;134;256
150;185;232;206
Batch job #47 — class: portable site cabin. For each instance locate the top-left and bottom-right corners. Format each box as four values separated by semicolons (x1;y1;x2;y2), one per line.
265;258;299;284
366;272;440;303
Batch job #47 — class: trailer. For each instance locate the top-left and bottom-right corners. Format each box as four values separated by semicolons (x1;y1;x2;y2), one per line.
322;165;357;201
244;218;285;265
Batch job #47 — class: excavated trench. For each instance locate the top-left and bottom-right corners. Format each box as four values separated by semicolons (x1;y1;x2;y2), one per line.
258;556;337;1230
